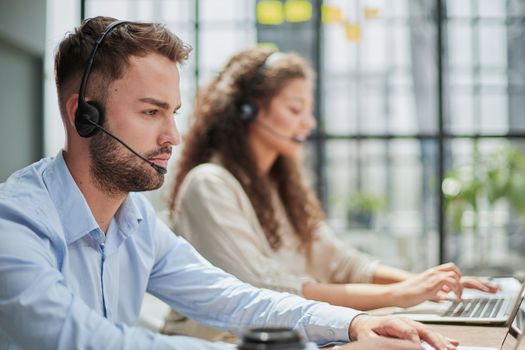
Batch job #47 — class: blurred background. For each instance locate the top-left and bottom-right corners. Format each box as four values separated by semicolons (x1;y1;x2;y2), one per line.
1;0;525;277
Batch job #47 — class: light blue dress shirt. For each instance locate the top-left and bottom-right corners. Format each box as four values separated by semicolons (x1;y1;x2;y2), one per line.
0;152;359;349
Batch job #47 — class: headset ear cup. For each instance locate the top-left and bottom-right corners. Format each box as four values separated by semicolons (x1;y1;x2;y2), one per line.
239;101;258;122
75;100;104;137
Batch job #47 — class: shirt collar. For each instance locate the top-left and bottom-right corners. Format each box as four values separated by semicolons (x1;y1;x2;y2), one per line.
42;151;143;245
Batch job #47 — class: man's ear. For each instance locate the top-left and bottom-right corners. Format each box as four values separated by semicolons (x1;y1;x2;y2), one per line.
64;94;80;130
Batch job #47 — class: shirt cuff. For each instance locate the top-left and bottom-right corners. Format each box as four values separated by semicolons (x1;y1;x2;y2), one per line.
302;303;363;346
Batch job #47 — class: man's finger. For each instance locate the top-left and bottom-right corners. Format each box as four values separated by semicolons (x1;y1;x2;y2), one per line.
407;319;458;350
374;317;421;344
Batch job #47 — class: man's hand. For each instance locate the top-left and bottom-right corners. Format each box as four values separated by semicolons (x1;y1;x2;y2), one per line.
330;337;428;350
348;315;458;350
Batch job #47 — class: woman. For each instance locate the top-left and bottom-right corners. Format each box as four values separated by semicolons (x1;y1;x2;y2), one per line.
166;47;496;317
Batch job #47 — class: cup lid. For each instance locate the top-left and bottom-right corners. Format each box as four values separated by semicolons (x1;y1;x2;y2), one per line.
241;327;304;345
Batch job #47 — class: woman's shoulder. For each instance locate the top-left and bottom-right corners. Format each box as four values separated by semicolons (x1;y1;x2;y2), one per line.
177;163;254;215
182;163;243;193
186;163;236;182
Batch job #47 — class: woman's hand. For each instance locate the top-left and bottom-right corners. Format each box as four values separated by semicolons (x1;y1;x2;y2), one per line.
460;276;498;293
389;263;463;308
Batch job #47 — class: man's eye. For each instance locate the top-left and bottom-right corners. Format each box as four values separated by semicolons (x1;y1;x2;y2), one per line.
145;109;158;116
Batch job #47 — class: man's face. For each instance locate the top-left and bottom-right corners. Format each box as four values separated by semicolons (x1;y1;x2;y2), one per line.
89;53;181;195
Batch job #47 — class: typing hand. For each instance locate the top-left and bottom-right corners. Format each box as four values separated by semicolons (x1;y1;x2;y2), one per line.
460;277;498;294
331;337;429;350
348;314;459;350
390;263;463;307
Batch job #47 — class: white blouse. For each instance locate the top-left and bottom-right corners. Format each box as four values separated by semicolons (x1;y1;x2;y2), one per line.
173;163;380;294
162;163;379;340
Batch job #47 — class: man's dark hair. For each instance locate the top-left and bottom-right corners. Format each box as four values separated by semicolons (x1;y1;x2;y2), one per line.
54;16;191;116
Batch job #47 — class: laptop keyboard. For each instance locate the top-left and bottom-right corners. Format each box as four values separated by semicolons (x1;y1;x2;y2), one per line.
443;298;506;319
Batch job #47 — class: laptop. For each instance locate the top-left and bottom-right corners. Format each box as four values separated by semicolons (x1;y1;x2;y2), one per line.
423;292;525;350
388;277;524;325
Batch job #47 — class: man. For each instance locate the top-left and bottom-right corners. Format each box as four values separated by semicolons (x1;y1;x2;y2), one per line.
0;17;457;350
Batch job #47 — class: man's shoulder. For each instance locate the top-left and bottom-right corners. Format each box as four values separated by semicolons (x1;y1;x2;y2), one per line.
0;158;59;227
0;158;53;202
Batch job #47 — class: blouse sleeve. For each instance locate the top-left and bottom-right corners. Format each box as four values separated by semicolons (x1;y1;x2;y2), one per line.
308;223;381;284
172;164;315;295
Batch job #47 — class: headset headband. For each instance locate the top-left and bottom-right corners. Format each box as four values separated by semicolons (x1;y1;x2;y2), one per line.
77;20;129;103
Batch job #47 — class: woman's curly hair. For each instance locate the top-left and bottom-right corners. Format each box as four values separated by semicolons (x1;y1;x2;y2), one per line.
167;47;325;253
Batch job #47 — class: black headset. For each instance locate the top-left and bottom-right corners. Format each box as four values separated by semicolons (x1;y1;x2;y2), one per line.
239;51;282;123
75;20;129;138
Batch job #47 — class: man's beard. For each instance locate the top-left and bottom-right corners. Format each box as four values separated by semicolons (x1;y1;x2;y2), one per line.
89;129;168;196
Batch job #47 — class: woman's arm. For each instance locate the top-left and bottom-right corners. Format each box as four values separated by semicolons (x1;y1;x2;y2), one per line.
304;227;458;309
303;263;465;310
302;282;398;310
371;263;497;296
371;264;415;284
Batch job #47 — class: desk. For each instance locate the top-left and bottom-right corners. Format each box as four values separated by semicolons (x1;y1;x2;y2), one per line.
428;324;507;347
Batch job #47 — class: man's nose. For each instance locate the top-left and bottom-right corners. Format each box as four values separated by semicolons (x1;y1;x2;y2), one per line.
162;116;181;146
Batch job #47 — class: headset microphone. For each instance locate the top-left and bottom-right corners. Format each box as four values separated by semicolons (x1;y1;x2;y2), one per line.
255;121;306;144
85;119;168;175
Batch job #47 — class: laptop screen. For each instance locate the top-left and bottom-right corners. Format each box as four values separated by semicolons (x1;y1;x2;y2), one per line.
503;295;525;350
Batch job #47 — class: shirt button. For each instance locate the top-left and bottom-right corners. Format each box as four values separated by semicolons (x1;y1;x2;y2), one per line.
327;329;335;338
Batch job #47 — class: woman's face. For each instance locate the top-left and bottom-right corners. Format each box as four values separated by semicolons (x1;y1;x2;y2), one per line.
250;78;316;158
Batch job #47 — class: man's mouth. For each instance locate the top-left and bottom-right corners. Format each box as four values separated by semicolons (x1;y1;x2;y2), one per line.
147;145;172;169
148;154;170;168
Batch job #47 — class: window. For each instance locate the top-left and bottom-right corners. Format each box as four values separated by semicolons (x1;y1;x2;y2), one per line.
78;0;525;274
